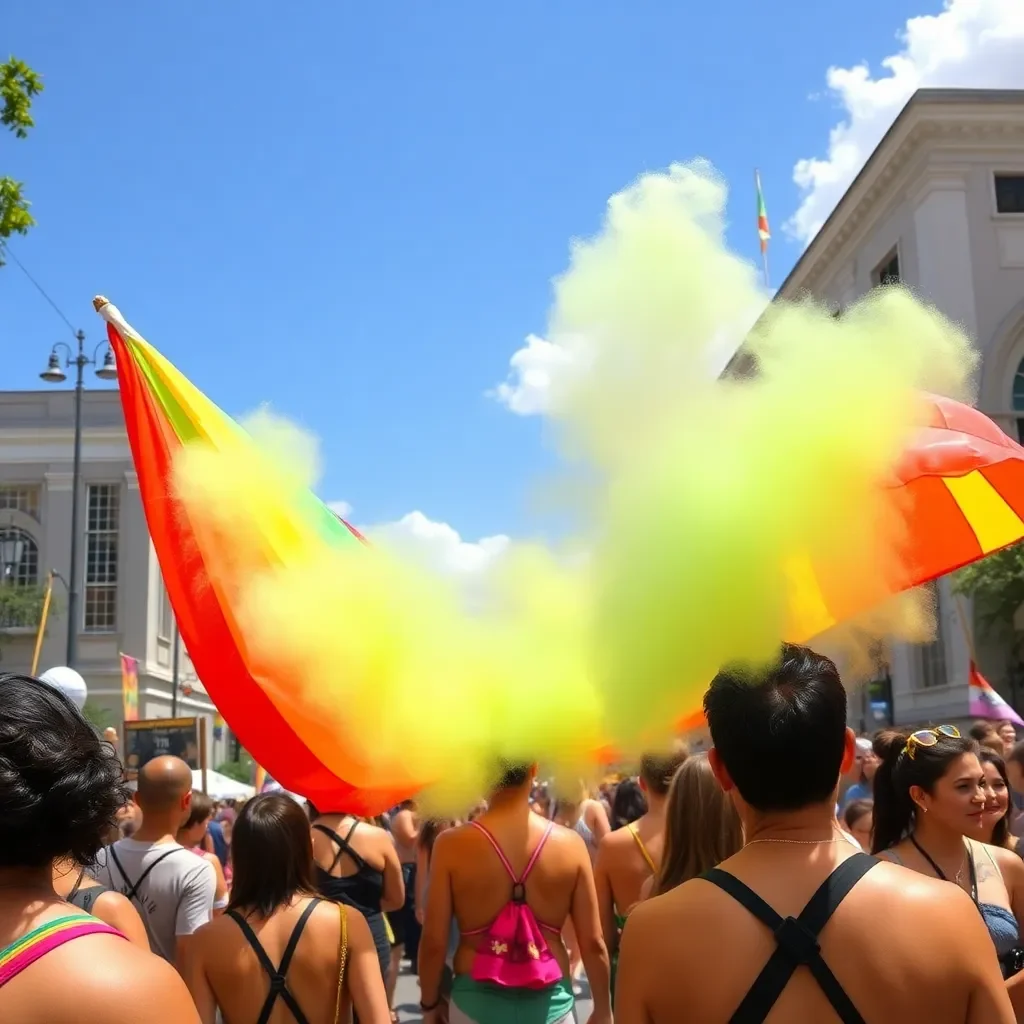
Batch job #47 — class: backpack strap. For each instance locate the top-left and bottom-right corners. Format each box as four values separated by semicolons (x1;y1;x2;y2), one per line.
471;820;554;905
702;853;876;1024
227;898;321;1024
109;846;183;904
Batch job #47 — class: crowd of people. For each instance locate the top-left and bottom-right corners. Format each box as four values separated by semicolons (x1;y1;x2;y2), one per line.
4;651;1024;1021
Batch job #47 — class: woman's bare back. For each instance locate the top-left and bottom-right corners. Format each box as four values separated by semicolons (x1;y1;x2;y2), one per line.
441;813;584;977
192;898;348;1024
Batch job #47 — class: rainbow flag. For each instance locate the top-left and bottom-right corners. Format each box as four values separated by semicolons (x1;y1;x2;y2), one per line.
969;662;1024;727
120;653;139;722
755;170;770;254
94;297;402;816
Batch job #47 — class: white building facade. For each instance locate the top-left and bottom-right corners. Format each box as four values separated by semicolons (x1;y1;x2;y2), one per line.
0;388;230;764
776;88;1024;725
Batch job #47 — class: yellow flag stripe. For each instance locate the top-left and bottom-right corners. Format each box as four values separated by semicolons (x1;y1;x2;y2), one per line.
943;471;1024;555
783;553;836;642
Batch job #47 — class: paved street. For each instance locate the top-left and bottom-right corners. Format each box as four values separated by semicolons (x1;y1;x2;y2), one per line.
393;963;595;1021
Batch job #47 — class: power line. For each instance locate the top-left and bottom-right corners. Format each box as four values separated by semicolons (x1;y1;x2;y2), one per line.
1;240;80;340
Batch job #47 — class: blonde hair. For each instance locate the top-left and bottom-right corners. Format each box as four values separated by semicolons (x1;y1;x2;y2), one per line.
652;753;742;896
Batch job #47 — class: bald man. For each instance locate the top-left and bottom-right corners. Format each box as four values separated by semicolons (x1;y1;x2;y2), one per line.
93;757;215;973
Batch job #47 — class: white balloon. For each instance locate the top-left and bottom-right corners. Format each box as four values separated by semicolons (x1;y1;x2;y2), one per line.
39;666;88;710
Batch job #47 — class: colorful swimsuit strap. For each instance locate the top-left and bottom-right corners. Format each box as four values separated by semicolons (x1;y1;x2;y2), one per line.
0;915;124;989
627;823;656;873
464;821;559;935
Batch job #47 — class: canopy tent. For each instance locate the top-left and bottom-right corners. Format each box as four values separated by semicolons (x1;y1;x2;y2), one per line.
194;769;255;801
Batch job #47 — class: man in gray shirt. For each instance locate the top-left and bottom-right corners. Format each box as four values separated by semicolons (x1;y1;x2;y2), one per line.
94;756;215;971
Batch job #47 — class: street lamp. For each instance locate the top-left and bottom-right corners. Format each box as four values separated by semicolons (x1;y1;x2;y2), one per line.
39;330;118;668
0;529;26;582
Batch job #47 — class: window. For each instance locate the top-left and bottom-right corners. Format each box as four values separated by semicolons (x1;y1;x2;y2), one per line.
995;175;1024;215
918;583;947;689
0;527;39;586
874;250;900;286
0;486;40;521
158;576;174;640
1013;357;1024;445
85;484;120;632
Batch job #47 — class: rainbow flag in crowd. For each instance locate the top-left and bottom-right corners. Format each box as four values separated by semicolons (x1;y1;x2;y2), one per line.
969;662;1024;727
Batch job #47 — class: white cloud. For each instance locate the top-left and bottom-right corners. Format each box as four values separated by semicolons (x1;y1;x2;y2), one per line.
489;333;581;416
363;510;511;578
327;499;352;518
789;0;1024;244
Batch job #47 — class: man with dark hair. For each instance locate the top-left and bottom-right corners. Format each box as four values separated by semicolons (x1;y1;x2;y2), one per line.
594;741;687;1000
616;644;1013;1023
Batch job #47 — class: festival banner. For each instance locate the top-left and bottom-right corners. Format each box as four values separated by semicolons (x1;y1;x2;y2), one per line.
120;653;139;722
968;662;1024;727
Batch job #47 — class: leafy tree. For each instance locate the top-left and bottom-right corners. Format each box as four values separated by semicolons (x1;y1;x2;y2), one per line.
0;56;43;261
0;583;47;661
954;540;1024;696
216;750;257;785
82;698;115;731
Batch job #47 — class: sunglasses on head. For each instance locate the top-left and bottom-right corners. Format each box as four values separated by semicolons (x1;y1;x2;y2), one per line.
903;724;960;760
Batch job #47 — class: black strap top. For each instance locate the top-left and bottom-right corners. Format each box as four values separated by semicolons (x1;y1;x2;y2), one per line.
313;821;385;917
227;897;321;1024
701;853;878;1023
66;868;113;915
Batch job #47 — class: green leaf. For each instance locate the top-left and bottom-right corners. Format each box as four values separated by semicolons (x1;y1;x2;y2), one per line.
0;57;42;259
1;57;43;139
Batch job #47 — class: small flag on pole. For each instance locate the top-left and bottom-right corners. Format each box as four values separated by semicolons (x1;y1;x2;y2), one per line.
755;171;770;253
755;170;770;290
968;662;1024;727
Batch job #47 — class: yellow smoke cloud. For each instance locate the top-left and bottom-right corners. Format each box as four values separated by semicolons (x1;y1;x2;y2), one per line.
172;160;977;810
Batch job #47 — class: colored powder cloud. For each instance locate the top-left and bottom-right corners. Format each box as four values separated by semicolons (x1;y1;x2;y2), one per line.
171;159;976;810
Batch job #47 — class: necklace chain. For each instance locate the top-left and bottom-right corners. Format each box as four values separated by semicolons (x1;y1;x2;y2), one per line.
745;835;849;847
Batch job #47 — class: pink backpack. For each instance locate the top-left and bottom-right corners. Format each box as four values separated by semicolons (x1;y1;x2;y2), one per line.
462;820;564;989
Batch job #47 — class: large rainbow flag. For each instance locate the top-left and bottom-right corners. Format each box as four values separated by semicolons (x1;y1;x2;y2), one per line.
95;298;403;814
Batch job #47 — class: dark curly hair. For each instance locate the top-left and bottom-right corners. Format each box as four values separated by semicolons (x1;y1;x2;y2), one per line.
0;673;128;868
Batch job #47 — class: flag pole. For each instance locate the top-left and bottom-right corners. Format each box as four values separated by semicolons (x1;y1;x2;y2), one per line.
30;571;55;677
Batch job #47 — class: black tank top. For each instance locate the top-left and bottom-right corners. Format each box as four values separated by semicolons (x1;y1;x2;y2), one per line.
701;853;878;1023
227;898;321;1024
66;868;113;915
313;821;385;918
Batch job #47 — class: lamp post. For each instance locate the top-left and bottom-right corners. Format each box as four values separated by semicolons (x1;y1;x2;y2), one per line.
39;331;117;669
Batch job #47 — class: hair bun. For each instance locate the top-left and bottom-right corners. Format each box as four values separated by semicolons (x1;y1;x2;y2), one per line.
872;729;909;762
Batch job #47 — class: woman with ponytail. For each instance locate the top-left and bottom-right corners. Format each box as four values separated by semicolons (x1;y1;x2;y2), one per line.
873;725;1024;1002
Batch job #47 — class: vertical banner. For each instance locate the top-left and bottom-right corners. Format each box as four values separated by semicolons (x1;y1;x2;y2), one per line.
120;653;139;722
254;764;268;792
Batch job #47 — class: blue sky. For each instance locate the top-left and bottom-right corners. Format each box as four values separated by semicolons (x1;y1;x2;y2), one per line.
3;0;942;545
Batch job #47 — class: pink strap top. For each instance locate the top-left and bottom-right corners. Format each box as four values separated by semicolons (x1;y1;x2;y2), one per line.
0;914;124;989
463;821;560;936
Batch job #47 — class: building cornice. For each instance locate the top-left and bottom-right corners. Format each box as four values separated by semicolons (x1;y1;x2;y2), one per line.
780;96;1024;298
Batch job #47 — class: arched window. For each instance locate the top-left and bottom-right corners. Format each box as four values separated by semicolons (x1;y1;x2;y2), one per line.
1013;356;1024;444
0;527;39;586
